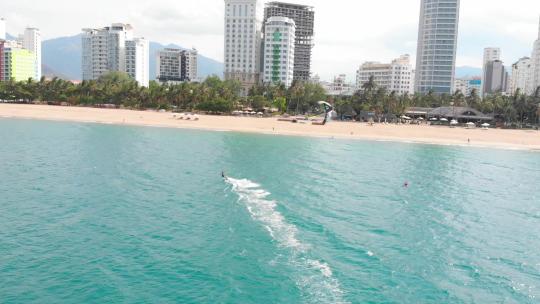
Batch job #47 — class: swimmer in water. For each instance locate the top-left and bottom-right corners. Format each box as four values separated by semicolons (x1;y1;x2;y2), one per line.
403;181;409;188
221;171;226;178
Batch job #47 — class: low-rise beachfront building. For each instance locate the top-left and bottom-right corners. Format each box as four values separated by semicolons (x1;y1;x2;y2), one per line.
262;16;296;88
156;48;198;84
405;106;493;123
356;55;415;95
323;74;356;96
428;106;493;123
454;78;482;96
1;47;36;81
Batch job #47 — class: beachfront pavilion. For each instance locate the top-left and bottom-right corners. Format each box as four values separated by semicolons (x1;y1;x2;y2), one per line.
405;107;433;119
427;107;493;123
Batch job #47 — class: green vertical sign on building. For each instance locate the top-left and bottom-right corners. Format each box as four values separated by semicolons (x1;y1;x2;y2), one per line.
271;30;282;83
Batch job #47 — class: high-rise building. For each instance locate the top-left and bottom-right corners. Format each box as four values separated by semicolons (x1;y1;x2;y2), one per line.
482;47;500;96
483;48;501;66
22;28;41;80
262;17;295;88
510;57;533;95
0;18;5;40
1;47;36;81
157;48;198;83
264;2;314;82
0;41;4;81
126;38;149;87
356;54;415;95
0;20;40;82
181;49;198;83
224;0;262;95
531;17;540;94
82;23;149;86
483;60;508;95
415;0;460;95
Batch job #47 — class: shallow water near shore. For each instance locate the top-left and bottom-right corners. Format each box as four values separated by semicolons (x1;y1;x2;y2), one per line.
1;118;540;303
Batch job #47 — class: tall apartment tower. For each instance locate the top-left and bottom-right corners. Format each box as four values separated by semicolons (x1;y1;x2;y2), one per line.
181;49;198;82
0;18;5;40
23;28;41;80
483;60;508;95
82;23;149;86
511;57;533;95
481;47;500;96
262;17;295;88
531;17;540;94
415;0;460;95
126;38;149;87
157;48;198;83
224;0;262;95
264;2;314;82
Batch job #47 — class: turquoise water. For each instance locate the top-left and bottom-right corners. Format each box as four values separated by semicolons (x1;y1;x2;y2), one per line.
1;118;540;303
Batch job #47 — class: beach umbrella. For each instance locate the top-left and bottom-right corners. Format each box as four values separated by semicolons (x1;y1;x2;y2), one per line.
429;117;438;121
417;117;424;120
251;111;257;115
450;120;458;125
400;115;411;120
257;112;263;115
481;123;490;127
440;118;448;122
466;122;475;126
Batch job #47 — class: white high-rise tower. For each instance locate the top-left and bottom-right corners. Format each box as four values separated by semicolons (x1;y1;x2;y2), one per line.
531;17;540;94
262;16;295;88
126;38;149;87
82;23;149;87
415;0;460;95
482;47;501;96
23;28;41;80
224;0;262;95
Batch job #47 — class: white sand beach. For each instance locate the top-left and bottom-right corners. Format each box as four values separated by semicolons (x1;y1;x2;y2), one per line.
1;103;539;151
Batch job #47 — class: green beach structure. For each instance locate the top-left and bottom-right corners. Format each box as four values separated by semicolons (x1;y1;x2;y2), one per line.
262;16;295;88
2;47;36;82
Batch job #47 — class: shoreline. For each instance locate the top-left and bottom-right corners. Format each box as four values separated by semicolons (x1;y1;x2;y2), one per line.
1;104;539;152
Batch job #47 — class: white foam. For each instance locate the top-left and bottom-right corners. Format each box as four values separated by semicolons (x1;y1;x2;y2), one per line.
227;177;349;303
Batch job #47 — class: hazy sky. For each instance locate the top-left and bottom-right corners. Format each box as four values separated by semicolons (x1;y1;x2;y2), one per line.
2;0;540;80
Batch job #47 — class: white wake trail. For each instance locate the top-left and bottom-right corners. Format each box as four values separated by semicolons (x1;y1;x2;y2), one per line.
226;177;349;304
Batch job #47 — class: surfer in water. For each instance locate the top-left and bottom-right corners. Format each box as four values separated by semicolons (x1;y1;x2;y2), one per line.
222;171;228;180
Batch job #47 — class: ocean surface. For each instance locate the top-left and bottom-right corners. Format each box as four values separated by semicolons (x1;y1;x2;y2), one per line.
1;118;539;304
